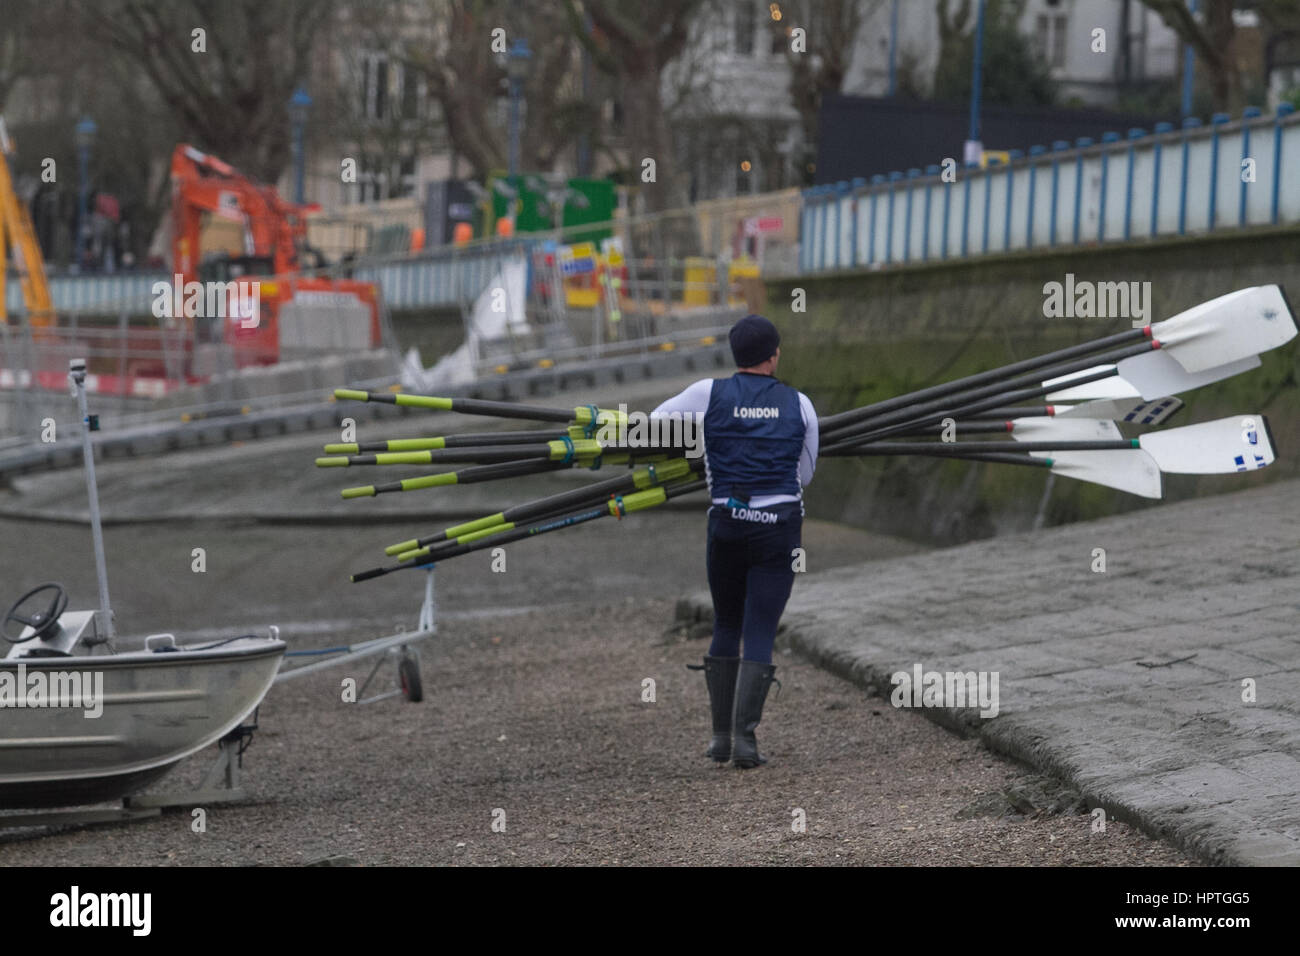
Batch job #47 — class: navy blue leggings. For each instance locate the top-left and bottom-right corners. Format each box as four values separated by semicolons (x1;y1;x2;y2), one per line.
706;502;802;664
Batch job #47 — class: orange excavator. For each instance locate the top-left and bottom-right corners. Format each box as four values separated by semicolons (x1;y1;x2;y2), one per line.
168;143;381;371
0;116;54;331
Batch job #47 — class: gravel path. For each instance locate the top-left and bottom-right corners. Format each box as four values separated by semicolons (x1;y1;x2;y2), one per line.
1;596;1194;866
0;407;1197;866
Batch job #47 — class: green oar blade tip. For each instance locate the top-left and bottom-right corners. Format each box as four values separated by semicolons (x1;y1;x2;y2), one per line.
384;538;420;556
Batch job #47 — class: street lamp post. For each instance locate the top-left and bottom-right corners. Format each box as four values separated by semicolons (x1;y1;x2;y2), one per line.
288;87;313;205
74;116;97;274
1181;0;1198;119
507;38;531;183
964;0;986;166
888;0;899;96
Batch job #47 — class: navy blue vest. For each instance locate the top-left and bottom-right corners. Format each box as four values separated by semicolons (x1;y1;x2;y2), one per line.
703;373;805;499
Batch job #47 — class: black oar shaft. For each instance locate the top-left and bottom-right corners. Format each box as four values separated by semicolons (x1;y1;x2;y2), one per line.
357;458;566;498
822;439;1135;457
830;366;1120;449
896;421;1012;437
337;388;578;423
957;406;1054;420
353;479;708;581
362;430;563;452
817;327;1148;435
824;349;1139;447
399;458;705;554
345;443;559;466
447;396;576;423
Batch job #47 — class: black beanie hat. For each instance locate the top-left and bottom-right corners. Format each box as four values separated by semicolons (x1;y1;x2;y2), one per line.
729;314;780;368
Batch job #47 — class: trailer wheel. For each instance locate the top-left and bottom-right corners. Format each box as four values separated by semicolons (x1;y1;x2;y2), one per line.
399;656;424;703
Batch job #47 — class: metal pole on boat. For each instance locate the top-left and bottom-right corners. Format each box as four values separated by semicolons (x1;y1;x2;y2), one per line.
69;358;115;640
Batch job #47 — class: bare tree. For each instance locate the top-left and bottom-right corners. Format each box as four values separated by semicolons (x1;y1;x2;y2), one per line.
1138;0;1245;113
767;0;881;183
565;0;705;213
373;0;590;182
0;0;72;111
77;0;333;183
5;2;179;268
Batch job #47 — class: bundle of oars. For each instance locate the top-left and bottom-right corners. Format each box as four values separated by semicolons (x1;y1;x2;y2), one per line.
318;285;1295;583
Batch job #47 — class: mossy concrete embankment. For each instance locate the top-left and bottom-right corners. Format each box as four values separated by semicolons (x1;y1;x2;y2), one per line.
766;226;1300;545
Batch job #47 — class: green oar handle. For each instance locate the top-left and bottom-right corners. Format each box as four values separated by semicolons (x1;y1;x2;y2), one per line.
326;430;564;454
342;458;564;499
335;388;622;425
406;477;704;563
817;327;1148;434
352;478;707;582
335;389;454;411
385;457;702;556
320;439;607;469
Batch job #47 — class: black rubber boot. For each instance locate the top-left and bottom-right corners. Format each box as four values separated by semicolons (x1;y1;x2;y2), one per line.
701;655;740;762
732;660;778;769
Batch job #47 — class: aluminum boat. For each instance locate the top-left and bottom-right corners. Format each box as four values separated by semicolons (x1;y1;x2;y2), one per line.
0;358;284;810
0;603;284;809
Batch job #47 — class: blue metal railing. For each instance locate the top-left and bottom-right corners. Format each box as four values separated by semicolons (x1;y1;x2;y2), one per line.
14;105;1298;315
799;105;1299;274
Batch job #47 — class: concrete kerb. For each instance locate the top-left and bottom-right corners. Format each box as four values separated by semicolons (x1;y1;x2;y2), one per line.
671;583;1287;867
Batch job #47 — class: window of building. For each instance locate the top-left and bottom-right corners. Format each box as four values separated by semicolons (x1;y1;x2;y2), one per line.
1051;14;1068;67
374;58;389;119
1036;13;1070;69
354;153;416;203
734;0;756;56
400;66;420;120
360;52;394;120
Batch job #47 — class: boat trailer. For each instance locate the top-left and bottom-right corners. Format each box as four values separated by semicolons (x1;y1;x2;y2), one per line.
0;360;438;832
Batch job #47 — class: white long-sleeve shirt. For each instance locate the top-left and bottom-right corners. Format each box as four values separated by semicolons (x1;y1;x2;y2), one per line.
651;377;818;507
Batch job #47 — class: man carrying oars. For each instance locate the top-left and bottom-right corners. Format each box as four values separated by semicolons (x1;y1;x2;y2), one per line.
652;315;819;769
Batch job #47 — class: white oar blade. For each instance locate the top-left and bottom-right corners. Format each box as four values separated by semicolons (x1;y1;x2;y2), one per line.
1151;285;1296;373
1138;414;1276;474
1044;366;1139;401
1116;349;1260;400
1011;417;1122;441
1055;396;1183;426
1032;448;1163;498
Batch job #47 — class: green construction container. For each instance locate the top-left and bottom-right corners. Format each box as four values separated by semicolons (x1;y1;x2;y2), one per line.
489;174;615;244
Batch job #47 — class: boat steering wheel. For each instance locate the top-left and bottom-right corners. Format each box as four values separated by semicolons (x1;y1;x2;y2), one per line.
2;583;69;644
